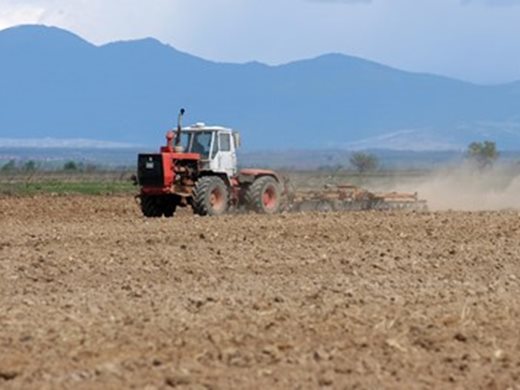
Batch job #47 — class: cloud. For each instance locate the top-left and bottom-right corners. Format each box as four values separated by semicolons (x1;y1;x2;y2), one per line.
310;0;520;5
1;0;520;83
461;0;520;5
0;0;186;45
309;0;520;5
0;1;47;30
307;0;372;3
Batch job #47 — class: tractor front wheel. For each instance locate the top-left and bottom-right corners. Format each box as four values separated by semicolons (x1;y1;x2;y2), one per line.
192;176;229;216
163;198;177;218
140;195;177;218
245;176;282;214
140;195;164;218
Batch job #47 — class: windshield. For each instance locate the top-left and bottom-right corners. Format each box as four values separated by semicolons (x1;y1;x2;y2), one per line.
186;131;213;158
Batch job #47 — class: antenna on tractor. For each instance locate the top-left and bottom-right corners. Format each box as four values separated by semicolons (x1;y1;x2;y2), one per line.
176;108;185;146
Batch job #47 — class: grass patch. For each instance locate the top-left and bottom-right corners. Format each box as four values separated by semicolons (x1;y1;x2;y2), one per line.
0;180;136;196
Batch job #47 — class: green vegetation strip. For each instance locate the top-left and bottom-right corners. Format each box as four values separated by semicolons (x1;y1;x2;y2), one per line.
0;180;136;196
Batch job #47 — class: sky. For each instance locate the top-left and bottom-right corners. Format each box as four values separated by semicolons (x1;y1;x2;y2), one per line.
1;0;520;84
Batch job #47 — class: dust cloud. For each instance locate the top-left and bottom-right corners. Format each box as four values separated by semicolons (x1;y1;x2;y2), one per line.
414;163;520;211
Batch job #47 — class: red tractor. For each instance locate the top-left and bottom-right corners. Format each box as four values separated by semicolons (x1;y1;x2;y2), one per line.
137;109;283;217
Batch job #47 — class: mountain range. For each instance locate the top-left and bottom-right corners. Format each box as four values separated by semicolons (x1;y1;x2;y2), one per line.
1;25;519;151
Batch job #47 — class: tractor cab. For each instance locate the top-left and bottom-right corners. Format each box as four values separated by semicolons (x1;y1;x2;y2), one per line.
181;123;240;178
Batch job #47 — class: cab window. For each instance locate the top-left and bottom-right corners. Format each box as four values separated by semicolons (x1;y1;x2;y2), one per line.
219;133;231;152
188;131;212;158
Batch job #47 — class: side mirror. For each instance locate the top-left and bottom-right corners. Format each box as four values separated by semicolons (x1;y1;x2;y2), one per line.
233;132;241;149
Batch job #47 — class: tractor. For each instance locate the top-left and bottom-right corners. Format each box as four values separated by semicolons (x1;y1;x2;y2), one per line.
137;109;282;217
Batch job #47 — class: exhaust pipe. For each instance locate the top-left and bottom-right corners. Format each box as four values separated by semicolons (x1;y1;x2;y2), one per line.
176;108;185;146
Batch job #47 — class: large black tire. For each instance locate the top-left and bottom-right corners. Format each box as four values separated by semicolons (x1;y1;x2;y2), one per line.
140;195;177;218
245;176;282;214
192;176;229;216
163;199;177;218
140;195;164;218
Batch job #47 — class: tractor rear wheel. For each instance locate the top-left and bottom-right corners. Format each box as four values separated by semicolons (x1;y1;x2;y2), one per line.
192;176;229;216
140;195;164;218
245;176;281;214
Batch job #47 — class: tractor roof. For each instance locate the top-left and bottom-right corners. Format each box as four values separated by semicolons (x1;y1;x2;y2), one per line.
182;123;233;133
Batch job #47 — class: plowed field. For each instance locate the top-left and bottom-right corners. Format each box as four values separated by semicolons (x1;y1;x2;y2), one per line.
1;196;520;389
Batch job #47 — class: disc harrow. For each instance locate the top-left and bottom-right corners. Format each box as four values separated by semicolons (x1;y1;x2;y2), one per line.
285;184;427;213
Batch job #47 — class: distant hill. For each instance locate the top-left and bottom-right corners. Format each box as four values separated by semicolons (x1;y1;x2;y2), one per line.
1;24;520;150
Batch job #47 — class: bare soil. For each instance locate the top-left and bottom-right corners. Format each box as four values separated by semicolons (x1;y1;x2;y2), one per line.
1;195;520;389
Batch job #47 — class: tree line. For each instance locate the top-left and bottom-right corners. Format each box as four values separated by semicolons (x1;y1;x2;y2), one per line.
0;141;505;175
0;160;98;173
320;141;503;174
